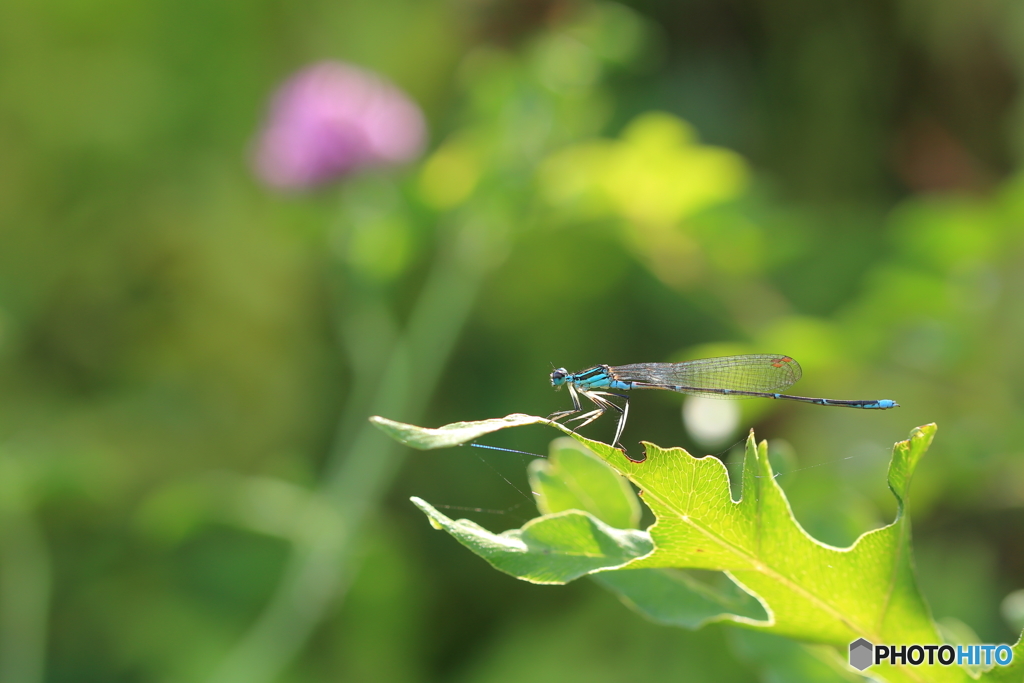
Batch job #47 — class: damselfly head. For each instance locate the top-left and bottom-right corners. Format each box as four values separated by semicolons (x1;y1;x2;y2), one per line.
550;368;568;388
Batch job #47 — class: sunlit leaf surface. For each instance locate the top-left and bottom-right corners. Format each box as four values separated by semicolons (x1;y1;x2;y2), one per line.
369;413;561;450
528;437;641;529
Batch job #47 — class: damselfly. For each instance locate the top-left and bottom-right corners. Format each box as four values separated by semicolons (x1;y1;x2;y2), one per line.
549;354;898;450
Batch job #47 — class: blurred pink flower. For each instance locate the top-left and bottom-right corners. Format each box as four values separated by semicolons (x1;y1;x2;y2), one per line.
253;61;427;189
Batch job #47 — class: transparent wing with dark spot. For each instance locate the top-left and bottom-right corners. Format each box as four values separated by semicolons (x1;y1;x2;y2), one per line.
609;354;802;399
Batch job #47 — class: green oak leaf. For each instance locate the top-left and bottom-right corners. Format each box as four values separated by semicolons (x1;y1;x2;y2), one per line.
588;425;966;683
375;415;1020;683
410;496;652;584
617;429;937;638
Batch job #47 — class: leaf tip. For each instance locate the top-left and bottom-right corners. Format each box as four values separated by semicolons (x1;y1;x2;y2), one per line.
368;414;423;447
887;423;939;508
744;429;758;451
910;422;938;441
409;496;445;530
900;423;937;460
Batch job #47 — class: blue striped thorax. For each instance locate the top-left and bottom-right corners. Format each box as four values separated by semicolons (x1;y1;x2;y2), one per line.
550;365;633;391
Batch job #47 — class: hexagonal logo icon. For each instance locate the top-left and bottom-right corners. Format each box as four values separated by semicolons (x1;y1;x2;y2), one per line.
849;638;874;671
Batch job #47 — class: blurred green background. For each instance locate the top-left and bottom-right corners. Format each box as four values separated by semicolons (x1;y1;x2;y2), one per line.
2;0;1024;681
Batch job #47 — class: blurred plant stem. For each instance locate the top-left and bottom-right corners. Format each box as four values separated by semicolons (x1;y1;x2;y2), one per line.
209;220;499;683
0;508;51;683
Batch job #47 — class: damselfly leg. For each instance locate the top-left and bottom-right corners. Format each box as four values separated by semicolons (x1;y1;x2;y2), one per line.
550;387;630;449
547;381;583;421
